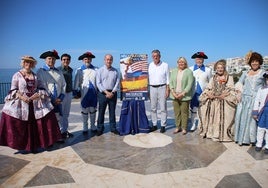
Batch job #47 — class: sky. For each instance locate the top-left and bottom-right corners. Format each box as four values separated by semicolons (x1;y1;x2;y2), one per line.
0;0;268;70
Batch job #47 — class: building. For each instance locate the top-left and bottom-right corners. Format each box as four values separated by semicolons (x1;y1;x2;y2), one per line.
262;56;268;70
222;55;268;74
226;57;250;74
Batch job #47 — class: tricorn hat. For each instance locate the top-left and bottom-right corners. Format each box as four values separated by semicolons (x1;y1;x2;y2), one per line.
78;52;95;60
191;52;208;59
40;50;60;59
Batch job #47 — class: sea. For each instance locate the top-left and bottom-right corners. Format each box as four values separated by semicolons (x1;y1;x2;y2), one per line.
0;68;72;104
0;68;19;103
0;68;19;83
0;67;125;104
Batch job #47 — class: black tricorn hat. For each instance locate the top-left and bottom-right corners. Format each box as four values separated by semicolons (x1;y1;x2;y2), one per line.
78;52;96;60
191;52;208;59
40;50;60;59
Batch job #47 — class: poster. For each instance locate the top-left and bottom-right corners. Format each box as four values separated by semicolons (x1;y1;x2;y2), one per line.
120;54;148;100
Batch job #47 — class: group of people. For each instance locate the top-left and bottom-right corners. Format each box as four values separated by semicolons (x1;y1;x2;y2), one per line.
151;50;212;136
0;50;119;153
170;52;268;154
0;49;267;154
73;52;120;136
150;50;267;154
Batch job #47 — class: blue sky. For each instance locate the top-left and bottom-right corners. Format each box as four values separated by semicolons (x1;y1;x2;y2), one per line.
0;0;267;69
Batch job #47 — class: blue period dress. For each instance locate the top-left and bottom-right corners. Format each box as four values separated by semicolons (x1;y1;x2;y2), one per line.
235;70;265;145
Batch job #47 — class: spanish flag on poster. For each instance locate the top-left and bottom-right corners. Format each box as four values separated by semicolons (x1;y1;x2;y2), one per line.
120;54;148;100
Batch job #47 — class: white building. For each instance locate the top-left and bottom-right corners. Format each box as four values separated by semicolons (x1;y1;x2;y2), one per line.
204;55;267;77
262;56;268;70
226;57;250;74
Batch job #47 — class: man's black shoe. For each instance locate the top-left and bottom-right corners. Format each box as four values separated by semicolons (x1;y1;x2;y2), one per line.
111;130;119;135
67;131;74;138
82;130;88;135
96;131;103;136
61;132;67;139
160;126;166;133
150;126;157;132
91;129;98;133
255;147;262;152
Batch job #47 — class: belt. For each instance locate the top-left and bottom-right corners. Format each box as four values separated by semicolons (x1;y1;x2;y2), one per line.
150;84;166;88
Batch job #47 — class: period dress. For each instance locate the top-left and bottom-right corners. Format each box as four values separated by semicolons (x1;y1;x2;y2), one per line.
234;70;265;145
0;71;62;152
199;74;238;142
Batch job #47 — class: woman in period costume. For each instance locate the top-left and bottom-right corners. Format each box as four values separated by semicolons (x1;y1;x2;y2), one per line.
0;56;62;153
235;51;265;146
199;59;238;142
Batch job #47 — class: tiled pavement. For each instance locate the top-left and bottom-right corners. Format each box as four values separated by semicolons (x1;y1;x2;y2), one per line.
0;99;267;188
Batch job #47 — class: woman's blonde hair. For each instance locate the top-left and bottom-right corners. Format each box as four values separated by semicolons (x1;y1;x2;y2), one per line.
20;56;37;68
177;57;188;68
214;59;228;76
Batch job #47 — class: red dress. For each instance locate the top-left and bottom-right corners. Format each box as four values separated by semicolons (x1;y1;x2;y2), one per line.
0;71;62;152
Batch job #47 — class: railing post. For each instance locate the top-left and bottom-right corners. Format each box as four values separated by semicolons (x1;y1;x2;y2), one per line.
0;83;11;104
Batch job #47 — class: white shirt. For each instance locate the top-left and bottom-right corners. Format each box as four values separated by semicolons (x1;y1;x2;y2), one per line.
74;67;97;90
73;66;98;100
37;68;66;97
148;61;169;86
253;86;268;113
189;65;212;91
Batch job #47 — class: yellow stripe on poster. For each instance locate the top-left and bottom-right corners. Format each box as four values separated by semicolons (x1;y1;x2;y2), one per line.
121;78;148;91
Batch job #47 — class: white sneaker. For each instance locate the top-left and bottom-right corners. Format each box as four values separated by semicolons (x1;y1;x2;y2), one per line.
190;119;198;131
190;124;197;131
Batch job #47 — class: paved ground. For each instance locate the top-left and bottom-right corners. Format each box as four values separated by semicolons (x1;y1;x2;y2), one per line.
0;99;267;188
